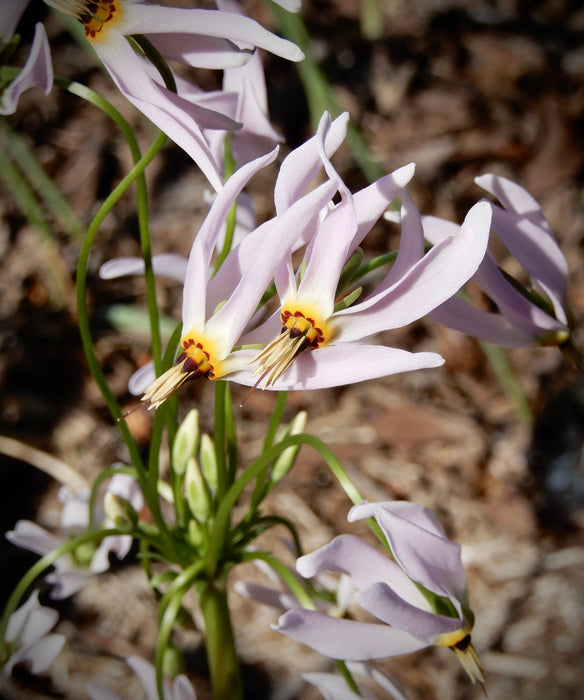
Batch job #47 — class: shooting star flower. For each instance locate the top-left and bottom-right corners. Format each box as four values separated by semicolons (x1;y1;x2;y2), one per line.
239;114;491;391
275;501;484;685
1;592;65;679
6;474;143;599
43;0;303;190
0;18;52;115
425;174;571;347
137;146;338;409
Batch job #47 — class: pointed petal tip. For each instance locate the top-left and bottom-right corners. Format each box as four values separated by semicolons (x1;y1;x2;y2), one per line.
463;199;492;231
395;162;416;187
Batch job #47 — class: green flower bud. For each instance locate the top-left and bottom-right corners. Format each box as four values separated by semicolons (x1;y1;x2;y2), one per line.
199;433;218;492
185;457;211;522
270;411;307;485
104;492;137;531
187;518;205;549
162;643;185;679
172;409;200;476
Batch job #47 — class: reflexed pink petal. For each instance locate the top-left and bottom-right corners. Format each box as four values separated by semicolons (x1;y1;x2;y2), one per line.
45;569;89;600
234;580;295;611
126;656;171;700
0;23;53;115
475;173;549;225
239;344;444;391
346;663;411;700
375;188;425;286
92;34;224;192
126;7;304;62
129;362;157;396
274;609;429;660
356;582;463;639
296;197;357;319
6;592;57;647
334;201;492;342
296;535;427;608
182;147;279;333
489;204;568;318
350;502;467;601
99;254;188;283
0;1;29;43
5;520;64;558
146;33;250;70
274;112;349;215
430;295;535;346
173;675;198;700
303;672;376;700
205;179;338;351
20;634;65;674
350;164;416;255
473;253;569;336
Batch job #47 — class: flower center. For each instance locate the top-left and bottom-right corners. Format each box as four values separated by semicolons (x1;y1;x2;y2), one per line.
177;337;216;380
45;1;121;41
141;335;217;410
252;307;331;387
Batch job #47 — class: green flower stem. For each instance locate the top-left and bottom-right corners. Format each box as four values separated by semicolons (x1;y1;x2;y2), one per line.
208;434;374;576
242;514;303;557
213;135;237;275
263;391;289;451
213;381;230;502
199;580;244;700
75;133;167;528
156;559;205;630
249;390;290;508
336;659;361;696
155;568;201;700
0;528;120;643
58;76;165;373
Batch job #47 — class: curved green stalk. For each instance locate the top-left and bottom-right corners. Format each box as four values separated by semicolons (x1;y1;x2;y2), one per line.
243;514;303;557
213;134;237;275
208;433;367;575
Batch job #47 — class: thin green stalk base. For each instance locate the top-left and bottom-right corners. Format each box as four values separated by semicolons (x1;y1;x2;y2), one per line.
200;582;244;700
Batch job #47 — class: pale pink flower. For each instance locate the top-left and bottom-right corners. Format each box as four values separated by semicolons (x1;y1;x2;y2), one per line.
304;662;410;700
135;145;338;409
1;592;65;679
87;655;197;700
425;174;571;347
0;17;52;115
275;501;484;684
44;0;303;190
6;474;143;599
236;113;491;391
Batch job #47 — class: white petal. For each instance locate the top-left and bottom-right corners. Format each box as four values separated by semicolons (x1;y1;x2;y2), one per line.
274;609;428;660
334;201;492;342
126;7;304;62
